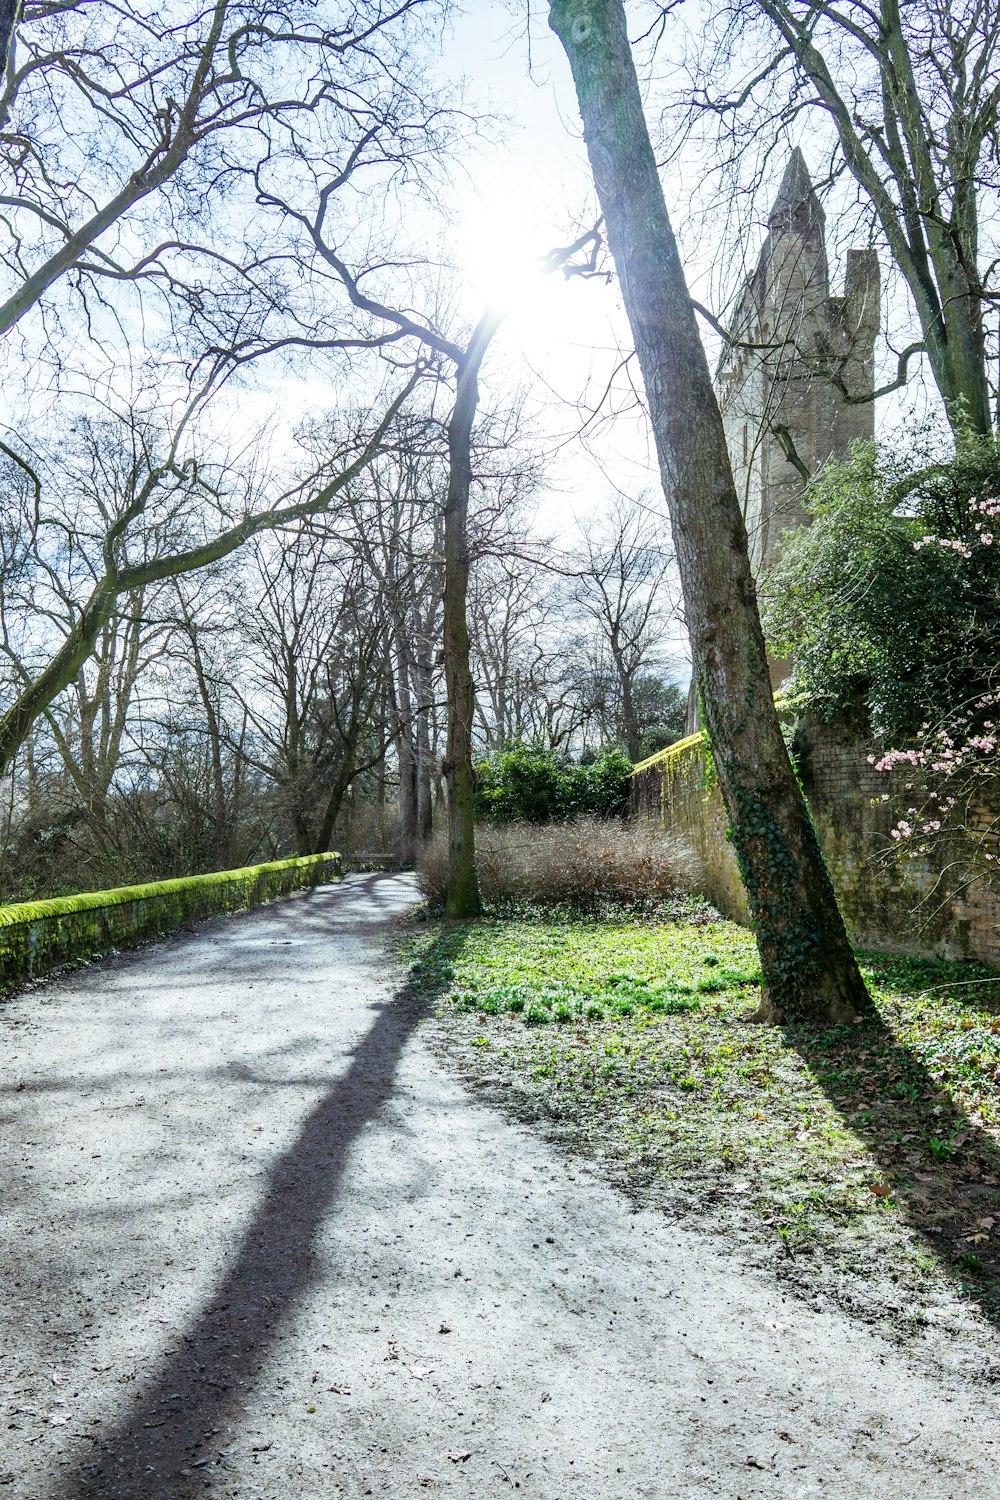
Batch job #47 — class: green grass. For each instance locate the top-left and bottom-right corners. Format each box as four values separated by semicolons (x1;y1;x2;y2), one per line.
409;914;1000;1340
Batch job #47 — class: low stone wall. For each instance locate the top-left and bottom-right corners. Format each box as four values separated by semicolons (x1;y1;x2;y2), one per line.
0;853;342;990
632;720;1000;964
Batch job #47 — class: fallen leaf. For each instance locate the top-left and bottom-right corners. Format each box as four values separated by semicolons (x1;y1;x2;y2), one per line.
445;1451;472;1463
328;1384;351;1395
408;1365;434;1380
867;1182;893;1198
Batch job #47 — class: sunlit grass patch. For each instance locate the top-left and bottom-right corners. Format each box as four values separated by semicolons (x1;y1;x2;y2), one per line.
419;916;763;1025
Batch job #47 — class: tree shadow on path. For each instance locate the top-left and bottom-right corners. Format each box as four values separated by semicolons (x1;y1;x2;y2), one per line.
793;1003;1000;1330
58;924;468;1500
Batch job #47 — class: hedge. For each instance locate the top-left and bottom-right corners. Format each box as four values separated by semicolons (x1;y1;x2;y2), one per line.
474;744;633;823
0;852;342;991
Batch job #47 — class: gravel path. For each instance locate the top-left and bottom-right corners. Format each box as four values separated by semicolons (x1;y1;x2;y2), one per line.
2;871;999;1500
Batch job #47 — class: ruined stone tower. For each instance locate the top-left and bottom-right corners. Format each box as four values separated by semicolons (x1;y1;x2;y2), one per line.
715;149;880;577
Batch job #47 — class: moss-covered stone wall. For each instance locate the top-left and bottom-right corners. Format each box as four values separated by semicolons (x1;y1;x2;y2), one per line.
0;853;341;991
632;721;1000;964
632;734;749;924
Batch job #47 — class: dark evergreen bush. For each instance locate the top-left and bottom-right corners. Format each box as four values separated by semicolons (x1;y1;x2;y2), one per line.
763;436;1000;743
473;744;632;823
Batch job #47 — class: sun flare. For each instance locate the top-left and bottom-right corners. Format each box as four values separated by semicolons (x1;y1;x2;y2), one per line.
454;179;560;316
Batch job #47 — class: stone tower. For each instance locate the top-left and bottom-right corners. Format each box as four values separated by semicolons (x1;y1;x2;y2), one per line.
715;149;880;577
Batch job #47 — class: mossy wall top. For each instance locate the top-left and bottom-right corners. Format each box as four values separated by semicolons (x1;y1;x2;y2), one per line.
0;853;341;989
631;718;1000;964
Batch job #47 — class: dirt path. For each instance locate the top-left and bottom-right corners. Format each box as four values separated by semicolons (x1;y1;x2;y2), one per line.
1;872;998;1500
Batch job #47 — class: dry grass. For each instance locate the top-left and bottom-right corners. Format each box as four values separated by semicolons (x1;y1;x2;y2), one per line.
417;817;701;914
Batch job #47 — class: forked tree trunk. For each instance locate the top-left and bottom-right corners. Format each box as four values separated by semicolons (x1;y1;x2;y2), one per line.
441;314;501;919
396;696;418;866
615;651;642;762
397;734;417;864
550;0;871;1023
318;781;347;855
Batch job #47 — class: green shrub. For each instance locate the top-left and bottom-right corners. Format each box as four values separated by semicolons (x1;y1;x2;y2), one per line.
474;743;632;824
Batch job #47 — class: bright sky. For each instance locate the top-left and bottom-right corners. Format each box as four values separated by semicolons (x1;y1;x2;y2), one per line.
438;3;719;673
433;1;938;681
442;3;683;649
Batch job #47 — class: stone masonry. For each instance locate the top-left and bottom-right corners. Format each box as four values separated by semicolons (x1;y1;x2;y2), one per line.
716;148;880;577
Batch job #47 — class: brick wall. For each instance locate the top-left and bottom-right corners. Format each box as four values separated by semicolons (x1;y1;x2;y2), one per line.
632;717;1000;964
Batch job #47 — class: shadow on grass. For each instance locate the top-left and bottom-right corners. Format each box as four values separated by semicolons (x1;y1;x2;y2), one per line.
792;966;1000;1326
58;920;469;1500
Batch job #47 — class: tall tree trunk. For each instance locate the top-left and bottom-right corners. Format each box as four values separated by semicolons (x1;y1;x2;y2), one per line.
414;632;435;843
550;0;871;1023
392;648;418;863
612;644;641;761
188;625;228;867
317;781;347;855
293;808;314;857
442;314;501;919
0;2;18;78
397;731;417;862
375;679;388;842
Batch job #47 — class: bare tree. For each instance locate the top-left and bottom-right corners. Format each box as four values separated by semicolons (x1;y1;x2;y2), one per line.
573;494;678;760
676;0;1000;435
472;556;560;750
0;1;445;369
338;428;445;863
0;0;469;808
147;573;264;873
550;0;872;1024
288;225;602;913
236;529;394;856
0;374;418;778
